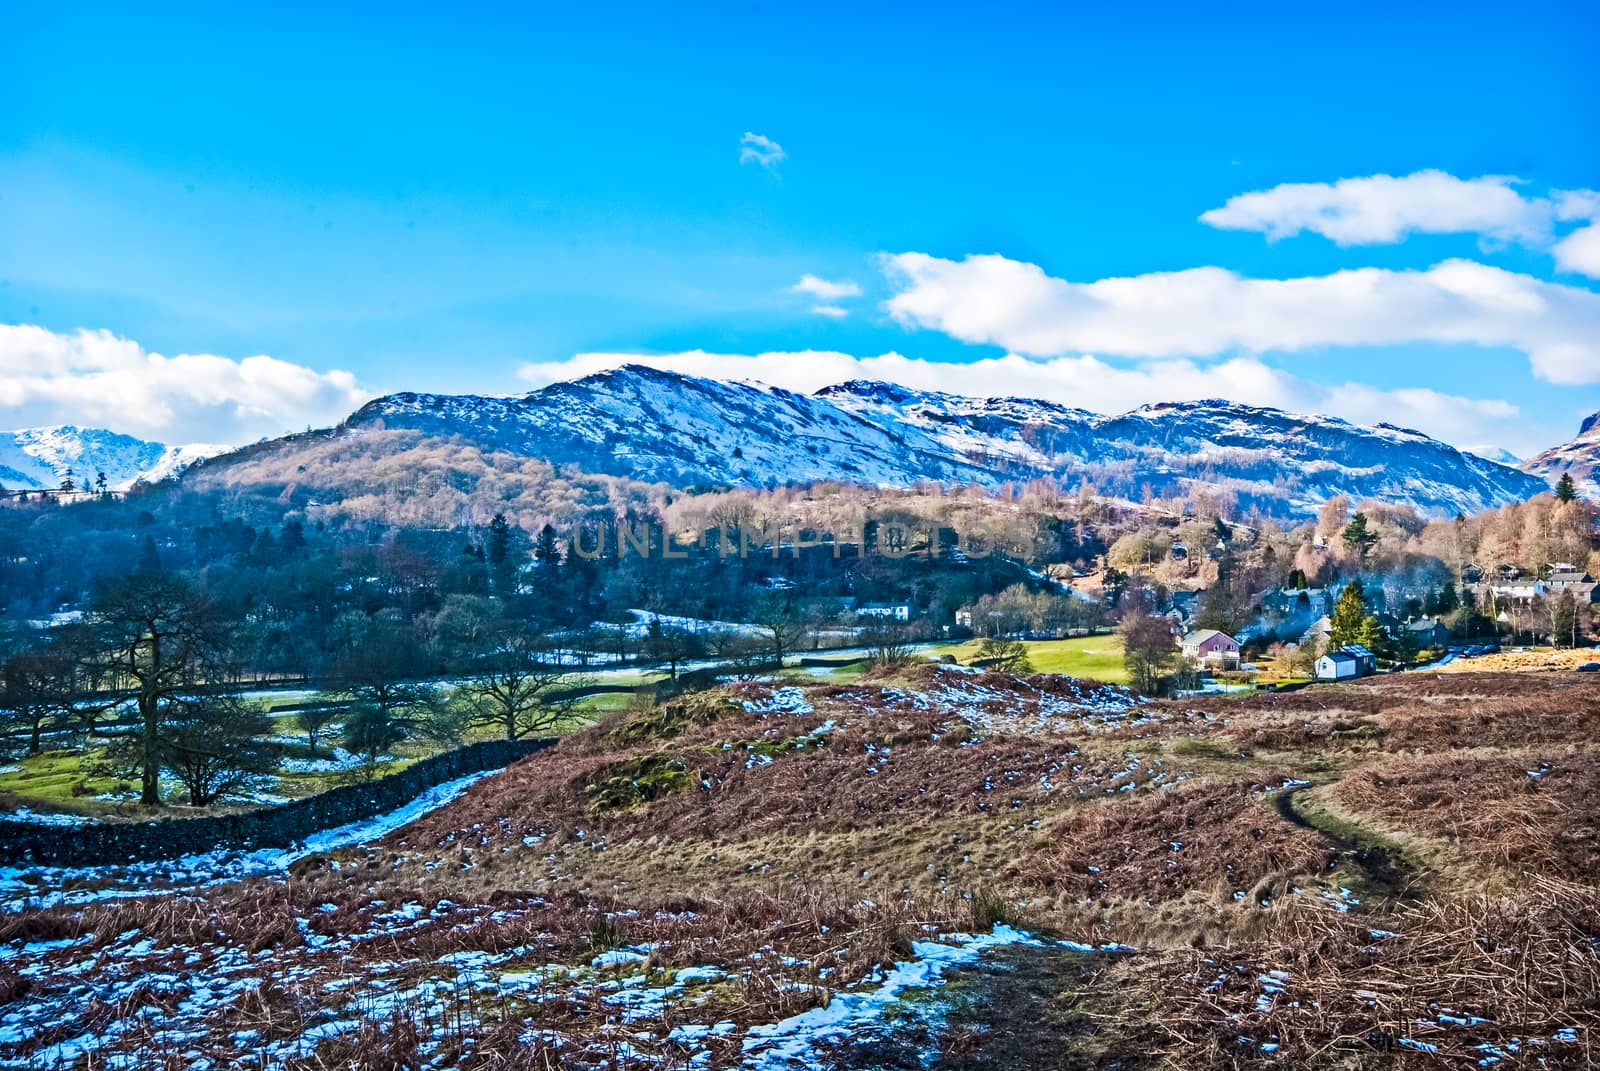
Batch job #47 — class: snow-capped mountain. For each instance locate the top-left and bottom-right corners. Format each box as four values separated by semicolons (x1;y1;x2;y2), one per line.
0;426;222;492
348;367;991;488
195;365;1549;518
1522;412;1600;500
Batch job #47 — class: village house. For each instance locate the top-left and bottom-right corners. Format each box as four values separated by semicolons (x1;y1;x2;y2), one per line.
1546;570;1600;604
1315;644;1378;681
1301;615;1333;647
1406;617;1451;647
1162;590;1200;628
1259;586;1332;618
856;602;911;622
1471;580;1549;611
1180;628;1241;670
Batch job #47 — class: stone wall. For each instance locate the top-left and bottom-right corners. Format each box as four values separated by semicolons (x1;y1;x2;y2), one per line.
0;737;552;868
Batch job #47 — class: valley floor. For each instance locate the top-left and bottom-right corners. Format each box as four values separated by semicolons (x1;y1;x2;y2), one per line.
2;667;1597;1068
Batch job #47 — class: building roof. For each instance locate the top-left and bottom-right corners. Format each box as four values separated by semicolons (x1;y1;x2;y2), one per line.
1181;628;1236;646
1342;645;1375;658
1319;651;1359;665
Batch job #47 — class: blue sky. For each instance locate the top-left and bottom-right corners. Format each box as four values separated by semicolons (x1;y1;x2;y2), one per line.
2;0;1598;456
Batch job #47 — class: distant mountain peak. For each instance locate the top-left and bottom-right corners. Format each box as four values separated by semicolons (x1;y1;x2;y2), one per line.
1523;411;1600;500
0;426;222;492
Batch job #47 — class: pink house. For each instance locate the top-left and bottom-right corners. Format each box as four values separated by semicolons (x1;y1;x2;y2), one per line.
1181;628;1241;669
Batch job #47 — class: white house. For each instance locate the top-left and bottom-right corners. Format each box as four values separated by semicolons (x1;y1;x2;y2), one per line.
1315;645;1378;681
856;603;911;622
1315;651;1362;681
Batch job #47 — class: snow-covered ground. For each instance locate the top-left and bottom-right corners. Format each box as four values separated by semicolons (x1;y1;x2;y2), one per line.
915;668;1146;737
0;771;495;911
0;912;1112;1071
742;925;1042;1068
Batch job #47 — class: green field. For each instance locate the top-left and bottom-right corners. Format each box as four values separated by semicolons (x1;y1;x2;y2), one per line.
0;748;128;813
925;634;1129;683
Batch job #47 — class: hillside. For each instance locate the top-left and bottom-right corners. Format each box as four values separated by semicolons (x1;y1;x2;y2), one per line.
185;366;1547;519
4;669;1596;1067
1523;411;1600;499
0;426;220;492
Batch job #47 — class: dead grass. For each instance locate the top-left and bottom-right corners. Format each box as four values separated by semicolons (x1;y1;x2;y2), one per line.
1130;878;1600;1067
1172;672;1600;752
1017;779;1333;907
1332;753;1600;882
8;670;1600;1066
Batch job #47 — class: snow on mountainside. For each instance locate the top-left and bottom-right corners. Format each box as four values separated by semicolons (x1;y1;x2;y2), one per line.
1522;412;1600;500
0;426;222;492
821;384;1545;517
201;365;1547;518
349;366;993;489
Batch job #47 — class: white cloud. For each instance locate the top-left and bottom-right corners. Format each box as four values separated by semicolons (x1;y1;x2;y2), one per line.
1554;224;1600;278
879;252;1600;385
1200;170;1558;244
1555;189;1600;222
789;274;863;301
738;131;786;171
516;349;1544;456
789;274;862;317
0;324;372;445
1200;170;1600;279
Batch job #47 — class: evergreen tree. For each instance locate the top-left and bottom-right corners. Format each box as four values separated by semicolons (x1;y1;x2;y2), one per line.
1552;589;1580;647
1101;566;1128;608
1341;512;1378;558
1555;472;1579;503
1328;581;1371;649
1436;583;1460;616
487;513;517;594
137;534;162;574
1357;613;1388;657
534;523;562;570
279;520;308;556
487;513;512;568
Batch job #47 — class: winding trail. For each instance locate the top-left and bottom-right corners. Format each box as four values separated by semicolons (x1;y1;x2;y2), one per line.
1272;781;1422;907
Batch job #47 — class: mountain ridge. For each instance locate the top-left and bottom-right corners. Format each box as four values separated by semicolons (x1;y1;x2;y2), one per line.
184;364;1550;518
